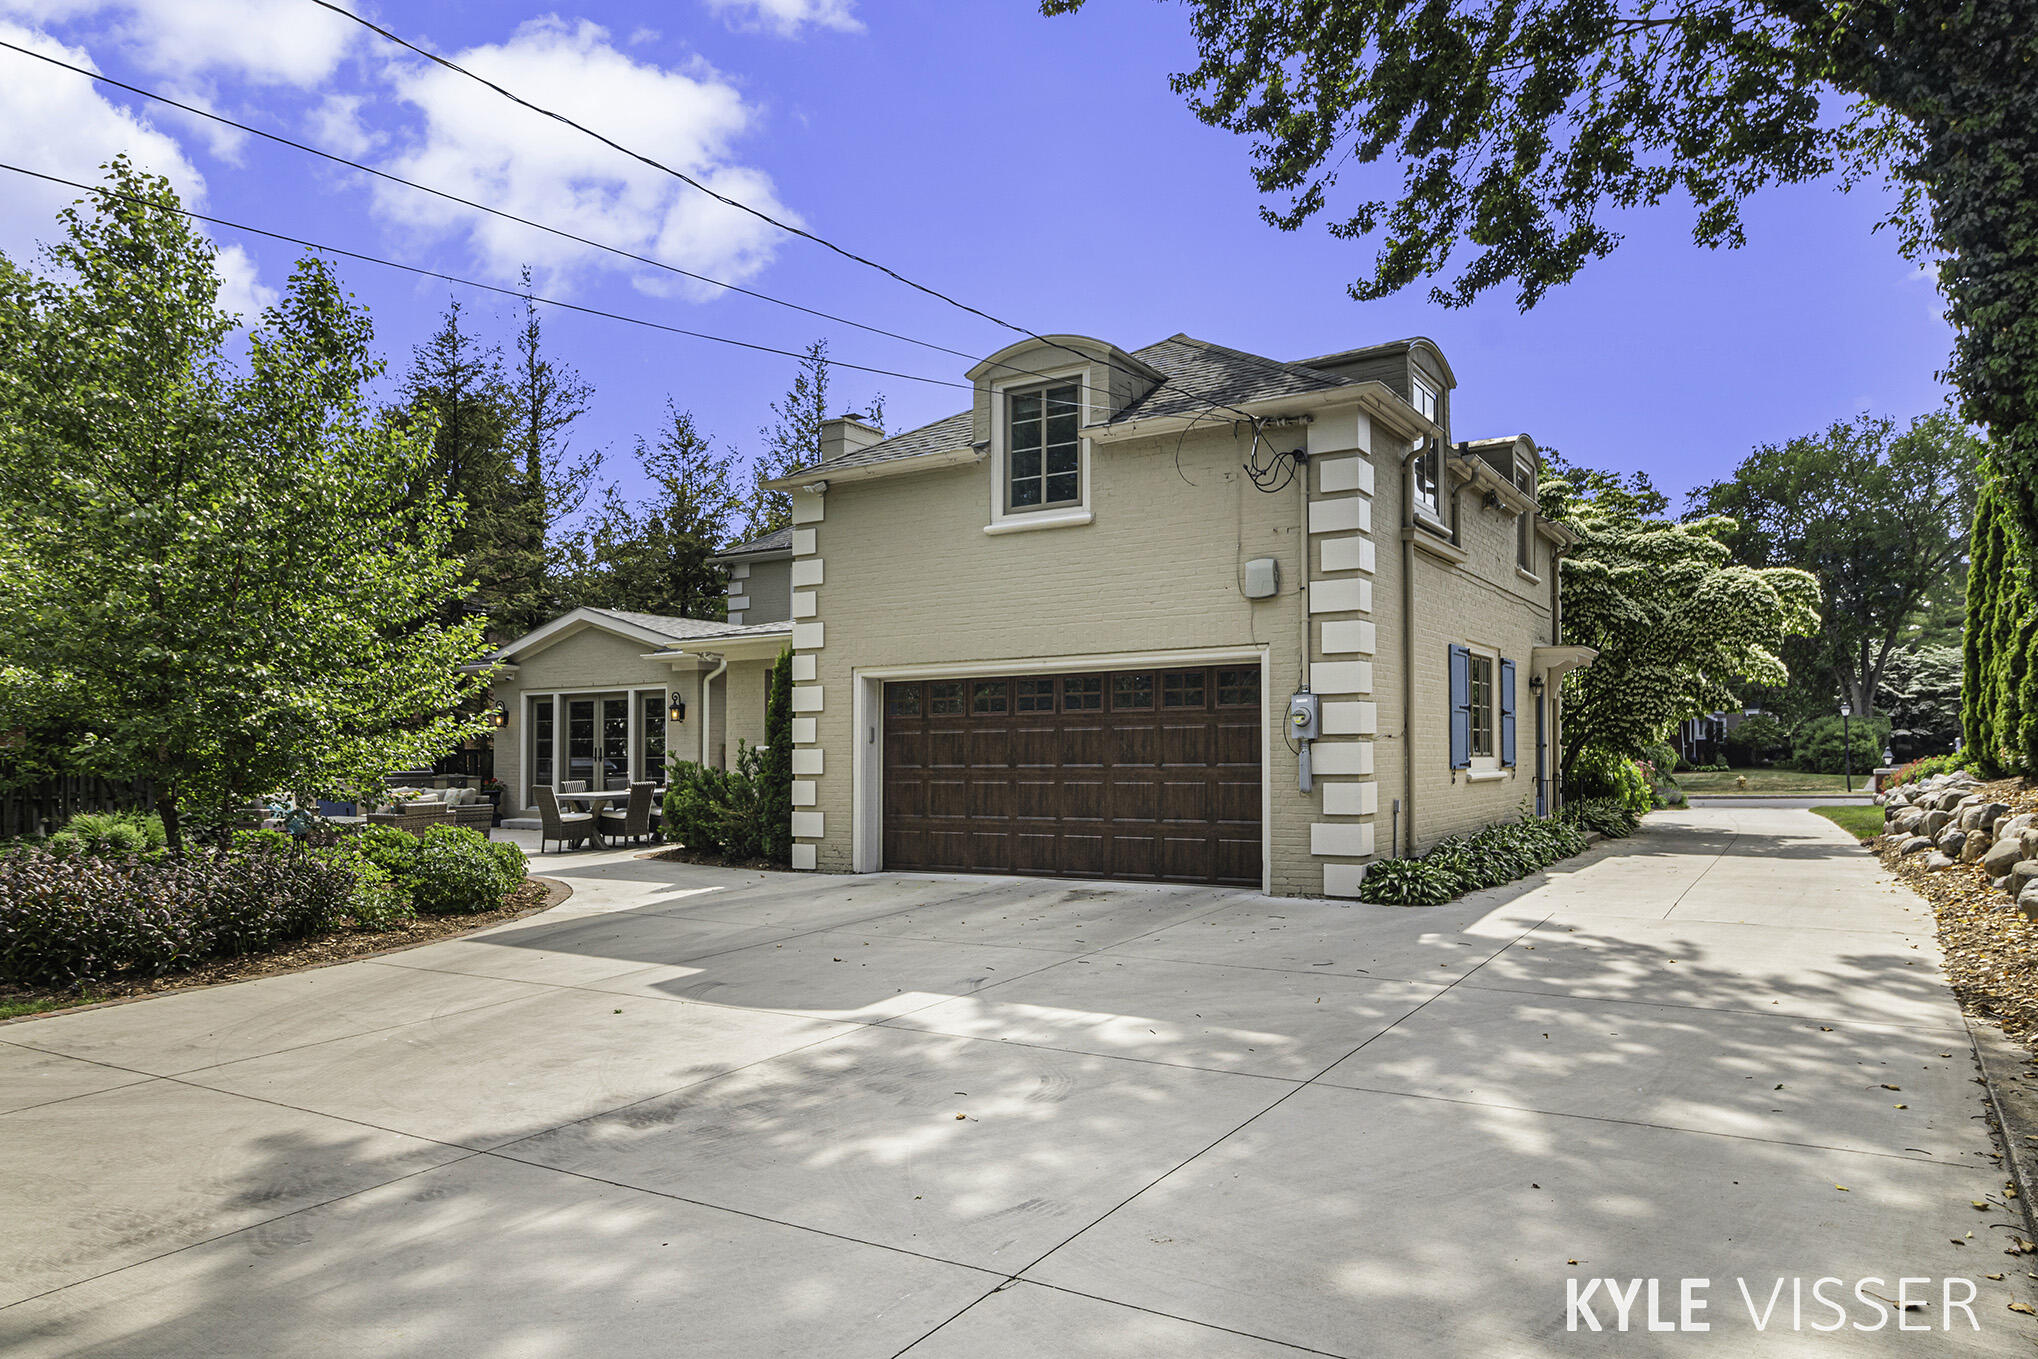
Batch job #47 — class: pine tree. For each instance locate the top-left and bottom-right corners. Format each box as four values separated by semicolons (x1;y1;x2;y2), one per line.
398;298;516;625
495;274;600;636
744;339;832;539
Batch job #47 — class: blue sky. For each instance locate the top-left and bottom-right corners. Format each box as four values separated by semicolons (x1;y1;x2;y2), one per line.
0;0;1956;516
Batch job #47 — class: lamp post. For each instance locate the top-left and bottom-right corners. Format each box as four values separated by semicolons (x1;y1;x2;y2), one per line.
1840;702;1853;793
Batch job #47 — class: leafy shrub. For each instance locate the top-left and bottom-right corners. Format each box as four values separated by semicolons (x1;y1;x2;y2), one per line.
1565;747;1653;817
338;859;412;931
347;825;422;883
408;825;519;915
664;744;777;861
0;847;353;985
1561;797;1643;838
485;838;528;888
1358;814;1591;906
1723;712;1788;765
231;828;298;855
1788;714;1891;774
1356;858;1460;906
46;810;166;859
1643;743;1681;775
1888;751;1984;787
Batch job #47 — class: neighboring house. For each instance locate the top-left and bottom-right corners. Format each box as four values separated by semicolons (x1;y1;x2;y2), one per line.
761;332;1593;898
485;606;791;818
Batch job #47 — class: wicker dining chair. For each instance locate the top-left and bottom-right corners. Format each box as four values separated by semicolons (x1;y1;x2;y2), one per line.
536;786;597;854
599;782;656;847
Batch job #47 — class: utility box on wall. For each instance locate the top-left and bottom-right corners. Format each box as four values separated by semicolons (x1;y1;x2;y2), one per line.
1243;557;1280;599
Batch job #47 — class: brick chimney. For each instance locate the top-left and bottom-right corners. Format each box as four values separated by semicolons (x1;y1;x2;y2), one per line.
818;414;884;463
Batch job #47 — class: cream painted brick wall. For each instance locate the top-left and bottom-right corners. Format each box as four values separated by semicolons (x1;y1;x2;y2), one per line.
804;414;1356;896
491;628;692;814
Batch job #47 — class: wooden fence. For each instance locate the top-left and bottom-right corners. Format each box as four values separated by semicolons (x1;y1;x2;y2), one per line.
0;775;157;842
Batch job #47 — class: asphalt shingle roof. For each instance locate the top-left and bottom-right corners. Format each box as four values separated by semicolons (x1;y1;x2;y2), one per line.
778;335;1359;479
584;609;788;643
714;526;792;558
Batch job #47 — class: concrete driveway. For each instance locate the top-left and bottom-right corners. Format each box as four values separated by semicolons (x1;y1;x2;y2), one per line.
2;809;2031;1355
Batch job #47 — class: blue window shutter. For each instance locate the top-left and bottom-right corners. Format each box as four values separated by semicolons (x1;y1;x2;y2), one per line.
1448;645;1471;769
1499;658;1517;766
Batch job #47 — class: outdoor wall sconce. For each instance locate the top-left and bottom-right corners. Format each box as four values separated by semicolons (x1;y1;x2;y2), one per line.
1528;673;1545;695
668;699;687;723
486;703;509;729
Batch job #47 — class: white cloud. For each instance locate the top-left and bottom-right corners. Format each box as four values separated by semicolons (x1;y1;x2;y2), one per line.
374;17;797;298
308;92;383;159
0;0;358;85
703;0;862;38
0;22;274;316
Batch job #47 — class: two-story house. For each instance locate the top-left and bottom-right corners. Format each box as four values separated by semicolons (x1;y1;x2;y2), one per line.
759;332;1591;897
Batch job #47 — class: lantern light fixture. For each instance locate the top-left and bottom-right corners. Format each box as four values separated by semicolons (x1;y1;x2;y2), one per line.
668;698;687;723
487;702;509;729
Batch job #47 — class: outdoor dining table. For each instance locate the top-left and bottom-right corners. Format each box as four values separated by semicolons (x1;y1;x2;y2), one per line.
553;788;667;808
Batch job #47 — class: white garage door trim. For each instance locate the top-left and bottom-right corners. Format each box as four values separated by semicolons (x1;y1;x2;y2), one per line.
852;645;1273;893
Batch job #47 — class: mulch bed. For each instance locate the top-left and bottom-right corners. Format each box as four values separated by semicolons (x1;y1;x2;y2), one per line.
1875;776;2038;1052
0;876;568;1023
645;846;784;872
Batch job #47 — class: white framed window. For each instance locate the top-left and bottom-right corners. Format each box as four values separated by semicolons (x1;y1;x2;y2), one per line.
1467;651;1496;761
986;366;1092;534
1410;374;1439;423
1411;438;1442;520
1514;452;1537;573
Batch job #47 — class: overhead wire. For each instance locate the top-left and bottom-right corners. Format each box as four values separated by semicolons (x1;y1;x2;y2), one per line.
303;0;1267;428
0;160;975;391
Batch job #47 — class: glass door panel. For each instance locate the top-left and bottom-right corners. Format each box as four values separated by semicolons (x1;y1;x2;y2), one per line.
567;699;596;788
601;696;630;789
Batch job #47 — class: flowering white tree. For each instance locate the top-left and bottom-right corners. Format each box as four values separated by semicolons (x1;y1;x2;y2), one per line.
1544;472;1821;781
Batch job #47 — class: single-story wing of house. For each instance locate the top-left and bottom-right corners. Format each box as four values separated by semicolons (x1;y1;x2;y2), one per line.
484;606;791;818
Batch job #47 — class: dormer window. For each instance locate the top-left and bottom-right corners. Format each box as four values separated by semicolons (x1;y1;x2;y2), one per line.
1007;382;1081;510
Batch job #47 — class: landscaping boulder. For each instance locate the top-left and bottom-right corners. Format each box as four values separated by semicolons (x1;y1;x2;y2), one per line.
1963;830;1993;862
1927;852;1959;871
1892;808;1926;836
1980;802;2014;833
2013;861;2038;897
1923;810;1953;837
1900;836;1935;856
1936;791;1968;813
1984;837;2026;877
1940;826;1970;856
2019;884;2038;923
2005;813;2038;840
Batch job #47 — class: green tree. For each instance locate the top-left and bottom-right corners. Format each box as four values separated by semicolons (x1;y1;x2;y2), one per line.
494;272;601;638
744;339;832;540
1689;411;1979;717
559;402;744;618
1542;471;1821;777
1876;642;1963;755
398;297;517;627
1044;0;2038;548
1963;469;2038;773
0;161;491;851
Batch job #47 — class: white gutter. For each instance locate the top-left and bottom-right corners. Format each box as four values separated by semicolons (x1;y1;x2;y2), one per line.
764;447;985;491
698;653;728;766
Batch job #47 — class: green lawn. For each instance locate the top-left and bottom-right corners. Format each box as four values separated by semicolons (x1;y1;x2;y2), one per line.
1812;805;1886;840
1674;768;1860;795
0;991;105;1021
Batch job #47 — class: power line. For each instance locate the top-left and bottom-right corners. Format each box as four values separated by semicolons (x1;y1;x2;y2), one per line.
0;161;975;392
0;39;1173;408
0;38;974;365
304;0;1262;426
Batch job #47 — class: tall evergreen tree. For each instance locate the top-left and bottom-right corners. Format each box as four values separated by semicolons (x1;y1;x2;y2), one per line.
559;402;744;618
744;339;832;539
398;297;515;625
496;274;600;636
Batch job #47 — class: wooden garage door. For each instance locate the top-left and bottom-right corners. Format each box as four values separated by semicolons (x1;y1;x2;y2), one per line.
881;665;1261;887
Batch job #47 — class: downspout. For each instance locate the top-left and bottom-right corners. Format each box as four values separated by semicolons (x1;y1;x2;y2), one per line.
699;653;728;768
1399;439;1429;858
1548;543;1566;810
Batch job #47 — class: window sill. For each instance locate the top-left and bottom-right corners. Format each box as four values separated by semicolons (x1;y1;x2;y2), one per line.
1465;769;1508;783
1408;524;1467;565
985;507;1093;536
1516;567;1542;584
